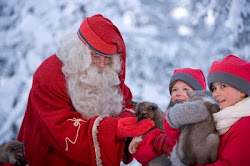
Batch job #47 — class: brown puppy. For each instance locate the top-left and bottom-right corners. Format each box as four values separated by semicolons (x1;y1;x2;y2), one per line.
129;101;171;166
131;101;164;131
171;90;220;166
0;140;28;166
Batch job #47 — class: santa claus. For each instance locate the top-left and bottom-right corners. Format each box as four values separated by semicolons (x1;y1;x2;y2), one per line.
12;14;155;166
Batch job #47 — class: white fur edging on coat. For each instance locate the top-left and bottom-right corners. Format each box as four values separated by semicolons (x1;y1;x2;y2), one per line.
92;115;108;166
124;108;134;114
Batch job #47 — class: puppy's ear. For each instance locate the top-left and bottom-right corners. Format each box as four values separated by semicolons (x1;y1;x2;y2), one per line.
148;105;157;110
10;144;23;153
204;102;220;114
204;101;213;109
129;100;138;107
210;104;220;114
186;90;193;97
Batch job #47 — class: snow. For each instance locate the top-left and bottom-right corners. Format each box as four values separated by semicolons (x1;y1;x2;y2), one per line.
171;7;189;19
0;0;249;165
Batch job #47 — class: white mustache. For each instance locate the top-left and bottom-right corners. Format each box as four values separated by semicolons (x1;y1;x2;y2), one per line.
80;65;120;87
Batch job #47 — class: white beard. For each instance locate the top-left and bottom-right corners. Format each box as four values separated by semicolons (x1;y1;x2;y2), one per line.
56;32;123;119
67;64;123;119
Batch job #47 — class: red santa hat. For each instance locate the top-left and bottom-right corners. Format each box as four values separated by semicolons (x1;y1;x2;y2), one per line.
77;14;125;56
208;54;250;96
77;14;127;83
169;68;206;93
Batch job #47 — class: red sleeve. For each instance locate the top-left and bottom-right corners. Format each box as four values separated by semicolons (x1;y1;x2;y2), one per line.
154;133;173;155
163;113;180;147
30;80;121;164
133;129;164;165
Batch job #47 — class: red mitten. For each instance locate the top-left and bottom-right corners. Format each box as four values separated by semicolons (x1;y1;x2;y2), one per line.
115;117;155;139
133;129;164;165
154;134;173;155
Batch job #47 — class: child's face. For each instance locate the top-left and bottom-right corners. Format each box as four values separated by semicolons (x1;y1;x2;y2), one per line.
171;81;193;102
211;82;246;110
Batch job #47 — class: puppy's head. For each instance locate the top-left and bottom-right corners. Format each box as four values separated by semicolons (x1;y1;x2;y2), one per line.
187;90;214;103
4;141;27;166
130;100;158;121
187;90;220;114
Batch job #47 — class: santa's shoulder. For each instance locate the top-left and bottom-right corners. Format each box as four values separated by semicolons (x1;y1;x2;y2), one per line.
33;54;65;88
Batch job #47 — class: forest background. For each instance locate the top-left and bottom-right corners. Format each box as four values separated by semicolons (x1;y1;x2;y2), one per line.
0;0;249;165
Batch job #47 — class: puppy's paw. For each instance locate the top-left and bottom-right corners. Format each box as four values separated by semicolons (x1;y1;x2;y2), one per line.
128;136;143;154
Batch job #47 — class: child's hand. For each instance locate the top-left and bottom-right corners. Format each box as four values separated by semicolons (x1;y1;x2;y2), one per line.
166;100;209;129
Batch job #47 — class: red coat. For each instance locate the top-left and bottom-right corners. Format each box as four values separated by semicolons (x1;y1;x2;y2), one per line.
12;54;135;166
163;115;250;166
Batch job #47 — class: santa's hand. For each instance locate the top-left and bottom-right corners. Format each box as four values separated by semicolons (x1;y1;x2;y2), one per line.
166;100;208;129
115;117;155;139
